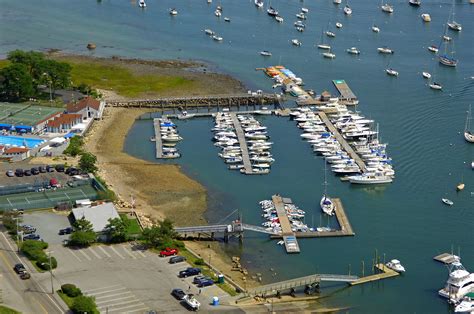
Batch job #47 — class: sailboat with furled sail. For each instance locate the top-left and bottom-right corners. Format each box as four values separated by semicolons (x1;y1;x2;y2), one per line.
320;163;335;216
438;27;458;67
464;105;474;143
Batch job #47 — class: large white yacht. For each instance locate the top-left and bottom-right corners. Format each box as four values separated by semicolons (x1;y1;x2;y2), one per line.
439;261;474;303
348;173;393;184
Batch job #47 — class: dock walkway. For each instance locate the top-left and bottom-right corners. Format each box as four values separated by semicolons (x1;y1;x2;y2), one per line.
153;118;163;158
333;80;358;105
318;112;367;173
272;195;300;253
350;264;399;286
433;253;460;264
230;113;253;175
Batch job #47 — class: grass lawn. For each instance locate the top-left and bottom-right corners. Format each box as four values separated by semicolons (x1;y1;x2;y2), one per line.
120;214;142;235
0;59;10;69
0;305;20;314
65;59;195;98
57;291;74;308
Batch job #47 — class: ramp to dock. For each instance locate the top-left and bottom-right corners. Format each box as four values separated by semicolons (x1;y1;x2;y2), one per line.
350;264;399;286
317;112;366;173
153;118;163;158
433;253;460;264
272;195;300;253
333;80;358;105
230;113;253;175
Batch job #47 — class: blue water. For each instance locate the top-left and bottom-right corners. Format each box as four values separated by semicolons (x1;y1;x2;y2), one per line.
2;0;474;312
0;135;44;148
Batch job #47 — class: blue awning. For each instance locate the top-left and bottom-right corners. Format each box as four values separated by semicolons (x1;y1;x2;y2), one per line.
15;125;33;131
64;132;75;139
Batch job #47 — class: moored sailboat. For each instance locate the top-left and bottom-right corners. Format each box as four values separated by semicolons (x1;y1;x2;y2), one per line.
464;105;474;143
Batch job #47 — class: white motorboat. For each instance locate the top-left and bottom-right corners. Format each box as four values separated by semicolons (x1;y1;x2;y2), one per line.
439;261;474;302
254;0;264;8
348;173;393;184
429;82;443;90
224;17;231;22
455;298;474;313
443;35;452;41
296;13;306;20
275;16;284;23
323;51;336;59
428;45;439;53
325;31;336;38
422;72;431;79
336;22;343;28
225;157;243;164
344;5;352;15
228;164;244;170
372;25;380;33
139;0;146;8
464;105;474;143
346;47;360;55
296;27;304;32
162;135;183;142
378;47;394;54
267;6;278;16
381;3;394;13
421;13;431;22
441;198;454;206
260;50;272;56
333;0;342;4
169;8;178;15
183;294;200;311
386;68;399;76
291;39;302;46
301;7;309;13
294;21;305;28
212;35;223;41
409;0;421;6
386;259;406;273
207;0;212;3
448;21;462;32
215;9;222;17
318;44;331;50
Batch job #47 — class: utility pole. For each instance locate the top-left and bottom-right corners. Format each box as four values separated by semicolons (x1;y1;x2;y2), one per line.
14;217;21;253
48;251;54;294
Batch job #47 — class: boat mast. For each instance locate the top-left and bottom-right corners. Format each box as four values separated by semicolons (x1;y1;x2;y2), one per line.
465;105;472;133
323;161;328;197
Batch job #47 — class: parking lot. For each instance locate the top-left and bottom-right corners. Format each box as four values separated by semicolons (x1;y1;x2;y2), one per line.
0;163;72;187
21;211;71;245
32;243;242;313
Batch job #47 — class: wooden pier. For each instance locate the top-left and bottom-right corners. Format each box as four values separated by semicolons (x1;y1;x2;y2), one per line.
152;118;163;158
317;112;367;173
333;80;359;105
433;253;459;264
230;113;253;175
350;263;399;286
272;195;300;253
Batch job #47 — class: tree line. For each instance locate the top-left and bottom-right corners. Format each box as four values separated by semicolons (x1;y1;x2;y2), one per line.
0;50;71;102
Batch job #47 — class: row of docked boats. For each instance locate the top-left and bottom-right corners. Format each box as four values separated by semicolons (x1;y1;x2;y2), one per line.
290;102;394;185
156;118;182;159
212;112;273;175
259;199;314;234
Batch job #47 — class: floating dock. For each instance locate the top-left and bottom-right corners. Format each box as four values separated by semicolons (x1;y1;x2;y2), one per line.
433;253;459;264
272;195;300;253
230;113;253;175
333;80;359;105
153;118;163;158
317;112;367;173
350;263;400;286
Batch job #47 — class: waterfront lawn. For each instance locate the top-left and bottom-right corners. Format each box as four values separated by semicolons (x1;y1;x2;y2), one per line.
0;305;21;314
65;59;195;98
119;214;142;235
0;59;11;69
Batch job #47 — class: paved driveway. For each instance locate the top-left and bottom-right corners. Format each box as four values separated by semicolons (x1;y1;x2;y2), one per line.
33;242;242;313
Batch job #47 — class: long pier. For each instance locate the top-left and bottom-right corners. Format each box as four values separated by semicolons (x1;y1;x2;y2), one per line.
107;94;283;109
152;118;163;158
317;112;367;173
230;113;253;175
272;195;300;253
350;264;399;286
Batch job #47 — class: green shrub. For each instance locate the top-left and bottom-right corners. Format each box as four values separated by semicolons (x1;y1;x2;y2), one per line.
71;295;98;314
61;284;82;298
195;258;205;266
36;256;58;270
21;240;48;260
63;136;84;157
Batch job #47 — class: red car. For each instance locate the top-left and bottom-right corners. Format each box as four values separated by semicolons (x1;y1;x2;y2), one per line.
160;248;178;257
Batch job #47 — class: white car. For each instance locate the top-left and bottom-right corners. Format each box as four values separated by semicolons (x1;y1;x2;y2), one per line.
183;294;200;311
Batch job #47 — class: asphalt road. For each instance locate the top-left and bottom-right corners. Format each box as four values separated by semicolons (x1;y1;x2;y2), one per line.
0;229;66;314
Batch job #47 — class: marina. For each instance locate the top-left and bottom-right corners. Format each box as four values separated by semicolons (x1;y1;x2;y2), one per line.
230;113;255;175
332;80;359;105
152;118;182;159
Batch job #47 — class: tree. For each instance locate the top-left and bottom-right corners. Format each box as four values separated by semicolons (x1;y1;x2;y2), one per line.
79;152;98;173
0;63;34;101
69;218;96;247
63;136;83;157
104;218;127;243
7;50;45;77
141;218;178;248
39;59;72;92
71;295;98;314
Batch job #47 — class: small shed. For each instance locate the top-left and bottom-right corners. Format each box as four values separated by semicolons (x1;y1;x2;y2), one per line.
71;203;120;233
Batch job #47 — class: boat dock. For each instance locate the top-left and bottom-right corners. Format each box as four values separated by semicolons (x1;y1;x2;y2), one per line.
152;118;163;158
433;253;459;264
317;112;367;173
333;80;359;105
272;195;300;253
230;113;253;175
350;263;400;286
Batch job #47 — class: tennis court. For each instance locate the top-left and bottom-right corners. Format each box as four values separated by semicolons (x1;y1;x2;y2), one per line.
0;103;61;126
0;185;98;210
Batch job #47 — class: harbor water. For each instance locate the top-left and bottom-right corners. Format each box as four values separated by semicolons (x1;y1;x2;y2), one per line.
2;0;473;312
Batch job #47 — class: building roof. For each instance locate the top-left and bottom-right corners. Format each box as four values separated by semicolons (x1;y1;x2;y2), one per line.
4;147;29;154
47;113;82;128
67;96;101;113
71;202;120;233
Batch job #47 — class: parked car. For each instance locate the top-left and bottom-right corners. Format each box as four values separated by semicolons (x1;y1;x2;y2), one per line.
12;208;24;215
13;263;26;274
65;167;79;176
169;256;186;264
55;165;65;172
171;288;186;300
15;169;24;177
6;170;14;177
197;278;214;288
31;167;40;175
46;165;55;172
24;170;32;176
160;248;179;257
59;227;73;235
192;275;209;285
179;267;201;278
23;234;40;240
39;166;47;173
20;225;36;234
20;272;31;280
